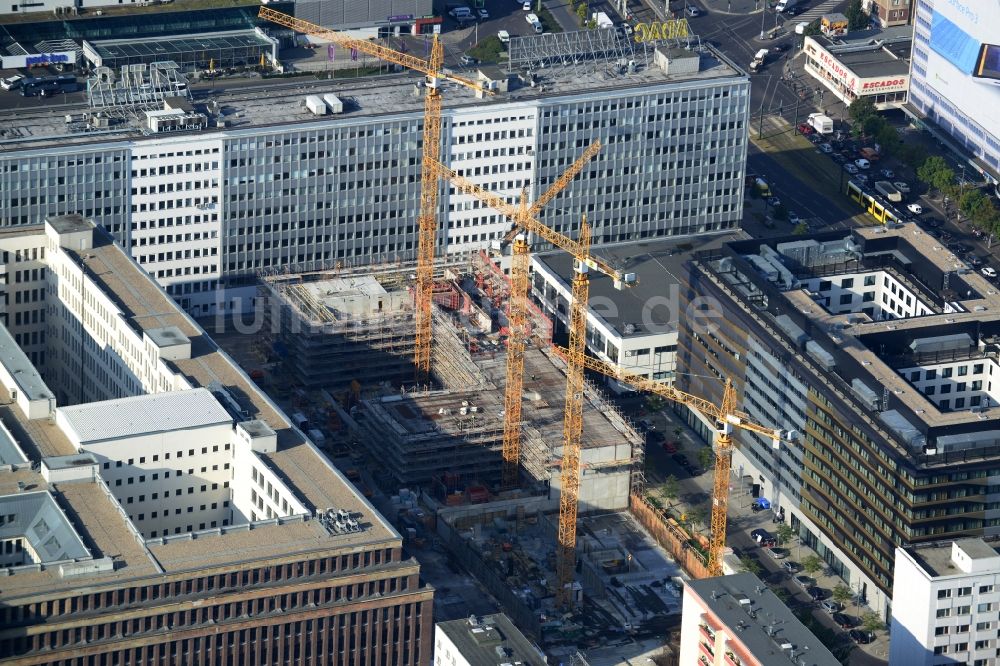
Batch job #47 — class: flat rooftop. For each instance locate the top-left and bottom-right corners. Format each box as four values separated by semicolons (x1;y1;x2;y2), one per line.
0;322;55;402
0;44;743;152
437;614;544;666
57;388;232;444
534;233;738;338
835;45;911;78
87;29;274;62
903;538;1000;578
687;573;841;666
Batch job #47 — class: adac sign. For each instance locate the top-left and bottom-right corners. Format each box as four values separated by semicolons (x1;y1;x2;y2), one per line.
26;53;71;66
633;19;690;43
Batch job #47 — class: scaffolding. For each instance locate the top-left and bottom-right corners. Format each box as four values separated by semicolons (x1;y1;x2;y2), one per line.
86;61;191;120
507;28;653;76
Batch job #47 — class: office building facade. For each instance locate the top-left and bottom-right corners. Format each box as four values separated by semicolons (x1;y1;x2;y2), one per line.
908;0;1000;184
0;53;750;316
679;226;1000;616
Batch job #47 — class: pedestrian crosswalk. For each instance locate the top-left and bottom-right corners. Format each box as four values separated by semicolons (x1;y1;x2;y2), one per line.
793;0;844;23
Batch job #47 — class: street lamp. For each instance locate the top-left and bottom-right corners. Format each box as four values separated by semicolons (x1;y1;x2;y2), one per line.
760;5;767;39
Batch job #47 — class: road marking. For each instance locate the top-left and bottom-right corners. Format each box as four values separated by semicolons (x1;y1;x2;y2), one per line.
792;0;844;23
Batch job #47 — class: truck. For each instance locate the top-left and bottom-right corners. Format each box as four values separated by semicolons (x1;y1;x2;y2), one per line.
775;0;804;12
807;113;834;135
525;12;543;33
875;181;903;203
755;177;772;198
749;49;768;73
591;11;614;29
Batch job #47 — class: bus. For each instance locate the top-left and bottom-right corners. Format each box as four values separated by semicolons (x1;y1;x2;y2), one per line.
20;74;77;97
846;180;904;224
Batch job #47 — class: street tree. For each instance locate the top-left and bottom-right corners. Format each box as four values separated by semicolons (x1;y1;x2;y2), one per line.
848;96;877;125
575;2;588;25
697;446;714;470
687;505;708;531
793;222;809;235
775;523;795;546
832;584;853;609
740;555;763;576
861;611;885;633
801;554;824;575
845;0;870;30
661;475;680;507
917;156;955;196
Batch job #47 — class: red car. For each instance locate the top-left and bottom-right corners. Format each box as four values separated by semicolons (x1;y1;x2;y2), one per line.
662;441;679;453
797;123;814;135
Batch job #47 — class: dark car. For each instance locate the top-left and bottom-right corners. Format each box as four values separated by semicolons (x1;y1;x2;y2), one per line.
832;613;855;628
770;44;790;54
662;440;678;453
683;464;701;476
807;586;826;600
849;629;875;644
671;453;689;466
965;254;985;267
750;528;772;541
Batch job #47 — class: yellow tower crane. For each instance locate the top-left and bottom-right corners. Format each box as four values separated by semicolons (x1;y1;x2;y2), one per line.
555;350;789;575
259;8;492;382
426;156;635;606
426;141;628;491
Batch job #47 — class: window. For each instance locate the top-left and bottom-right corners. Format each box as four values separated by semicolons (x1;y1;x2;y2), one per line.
936;608;951;618
840;294;853;305
864;274;876;286
938;589;952;599
841;278;854;288
977;602;995;612
979;585;994;594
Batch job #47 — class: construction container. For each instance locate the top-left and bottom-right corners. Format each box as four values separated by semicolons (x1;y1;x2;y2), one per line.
467;484;489;504
305;95;327;115
322;93;344;114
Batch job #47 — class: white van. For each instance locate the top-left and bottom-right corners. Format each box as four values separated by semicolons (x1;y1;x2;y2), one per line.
1;75;24;91
449;6;472;19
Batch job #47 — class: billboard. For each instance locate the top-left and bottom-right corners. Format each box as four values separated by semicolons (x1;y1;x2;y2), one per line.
922;0;1000;143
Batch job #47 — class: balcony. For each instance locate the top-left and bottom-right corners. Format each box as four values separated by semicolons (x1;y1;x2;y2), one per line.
699;624;715;642
725;650;742;666
699;640;715;660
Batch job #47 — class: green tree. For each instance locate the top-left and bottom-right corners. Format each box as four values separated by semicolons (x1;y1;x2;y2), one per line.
832;584;853;608
772;586;792;603
960;188;990;221
874;122;901;156
575;2;588;25
740;555;763;576
673;425;684;440
898;143;929;171
845;0;870;30
793;222;809;235
861;611;885;633
697;446;714;469
775;523;795;546
802;554;824;575
687;505;708;530
661;475;680;506
848;96;877;125
803;19;822;36
917;156;956;196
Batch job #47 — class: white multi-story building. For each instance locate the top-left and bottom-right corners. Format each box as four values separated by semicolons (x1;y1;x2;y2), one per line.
433;614;545;666
679;573;840;666
530;235;736;392
891;539;1000;666
0;47;750;317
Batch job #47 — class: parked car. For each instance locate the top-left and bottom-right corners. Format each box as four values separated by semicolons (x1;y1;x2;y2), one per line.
832;613;855;628
965;254;985;267
782;561;799;573
807;586;826;600
497;30;511;43
750;528;772;541
849;629;875;644
820;599;842;613
662;440;678;453
982;266;998;278
894;181;911;193
879;168;895;179
818;143;833;153
766;547;789;560
843;163;859;174
686;5;700;16
477;7;489;18
767;196;781;208
907;203;923;214
793;575;815;588
771;43;790;54
855;158;871;170
460;55;479;66
787;211;800;225
522;1;531;9
797;123;814;135
671;453;689;466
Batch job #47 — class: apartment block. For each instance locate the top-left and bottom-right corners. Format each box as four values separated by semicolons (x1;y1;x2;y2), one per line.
433;614;546;666
679;225;1000;616
679;573;840;666
0;47;749;316
891;539;1000;666
0;215;433;665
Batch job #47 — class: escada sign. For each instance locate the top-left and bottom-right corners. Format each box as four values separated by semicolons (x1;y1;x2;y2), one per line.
861;77;907;91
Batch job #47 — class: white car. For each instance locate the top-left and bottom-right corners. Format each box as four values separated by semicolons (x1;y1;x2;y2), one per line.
477;8;489;18
907;203;923;214
0;74;24;91
788;211;800;225
843;163;859;174
855;158;870;169
522;0;531;9
497;30;511;43
982;267;998;279
686;6;700;16
894;181;911;193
